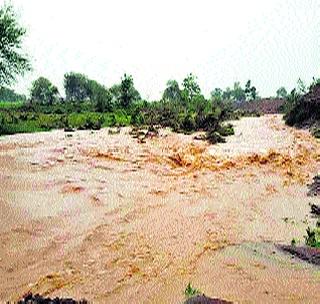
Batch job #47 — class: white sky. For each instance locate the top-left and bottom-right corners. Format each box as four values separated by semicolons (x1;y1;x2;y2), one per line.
6;0;320;99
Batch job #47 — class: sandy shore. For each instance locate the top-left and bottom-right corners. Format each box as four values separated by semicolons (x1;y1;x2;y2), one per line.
0;115;319;303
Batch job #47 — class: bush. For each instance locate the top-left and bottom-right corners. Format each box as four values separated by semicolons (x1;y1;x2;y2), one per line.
217;123;234;136
68;113;104;130
206;129;226;144
304;224;320;248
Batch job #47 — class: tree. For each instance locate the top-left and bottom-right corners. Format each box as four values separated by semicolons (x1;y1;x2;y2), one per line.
182;73;201;104
162;80;182;102
64;72;91;101
30;77;59;105
222;87;232;100
88;80;112;112
276;87;287;99
244;80;258;101
110;84;121;104
250;86;257;100
232;82;245;102
210;88;223;106
0;86;26;102
119;73;141;108
0;4;31;85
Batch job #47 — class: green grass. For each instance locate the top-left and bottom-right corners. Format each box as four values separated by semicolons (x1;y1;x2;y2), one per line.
0;120;45;135
0;109;134;136
0;101;25;109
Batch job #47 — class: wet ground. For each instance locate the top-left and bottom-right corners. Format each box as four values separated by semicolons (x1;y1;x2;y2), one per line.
0;115;319;303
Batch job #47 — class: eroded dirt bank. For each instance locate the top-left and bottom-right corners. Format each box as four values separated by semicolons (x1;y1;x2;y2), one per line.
0;115;319;303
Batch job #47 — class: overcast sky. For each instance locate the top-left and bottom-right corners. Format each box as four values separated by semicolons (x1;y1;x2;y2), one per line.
7;0;320;99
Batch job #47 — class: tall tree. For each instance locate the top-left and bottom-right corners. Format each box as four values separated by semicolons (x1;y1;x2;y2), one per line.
162;80;182;102
119;73;140;108
182;73;201;104
88;79;112;112
232;82;245;102
64;72;91;101
222;87;232;100
0;4;31;85
30;77;59;105
210;88;223;105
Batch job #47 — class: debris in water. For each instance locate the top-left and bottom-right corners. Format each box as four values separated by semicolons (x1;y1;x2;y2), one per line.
310;203;320;216
18;293;88;304
307;175;320;196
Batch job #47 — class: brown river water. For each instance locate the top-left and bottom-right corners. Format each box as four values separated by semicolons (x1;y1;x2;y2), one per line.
0;115;319;303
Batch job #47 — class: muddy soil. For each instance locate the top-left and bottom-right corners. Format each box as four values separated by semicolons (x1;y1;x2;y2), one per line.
0;115;319;303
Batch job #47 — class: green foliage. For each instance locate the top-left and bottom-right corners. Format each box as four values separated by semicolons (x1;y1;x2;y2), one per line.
88;80;113;112
67;112;104;130
162;80;182;103
206;129;226;144
182;73;201;104
113;109;131;126
184;283;201;298
211;88;223;106
30;77;59;105
0;100;24;109
232;81;246;102
0;3;31;85
0;71;237;144
276;87;288;99
64;72;91;101
119;73;141;108
244;80;258;101
283;77;320;128
217;123;234;136
304;225;320;248
0;86;26;102
283;89;302;125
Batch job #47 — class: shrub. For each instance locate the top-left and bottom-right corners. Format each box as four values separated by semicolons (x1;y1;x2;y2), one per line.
217;123;234;136
68;113;104;130
185;283;201;298
206;129;226;144
304;226;320;248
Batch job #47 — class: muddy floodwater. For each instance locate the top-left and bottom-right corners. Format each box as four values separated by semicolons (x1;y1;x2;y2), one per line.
0;115;320;303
